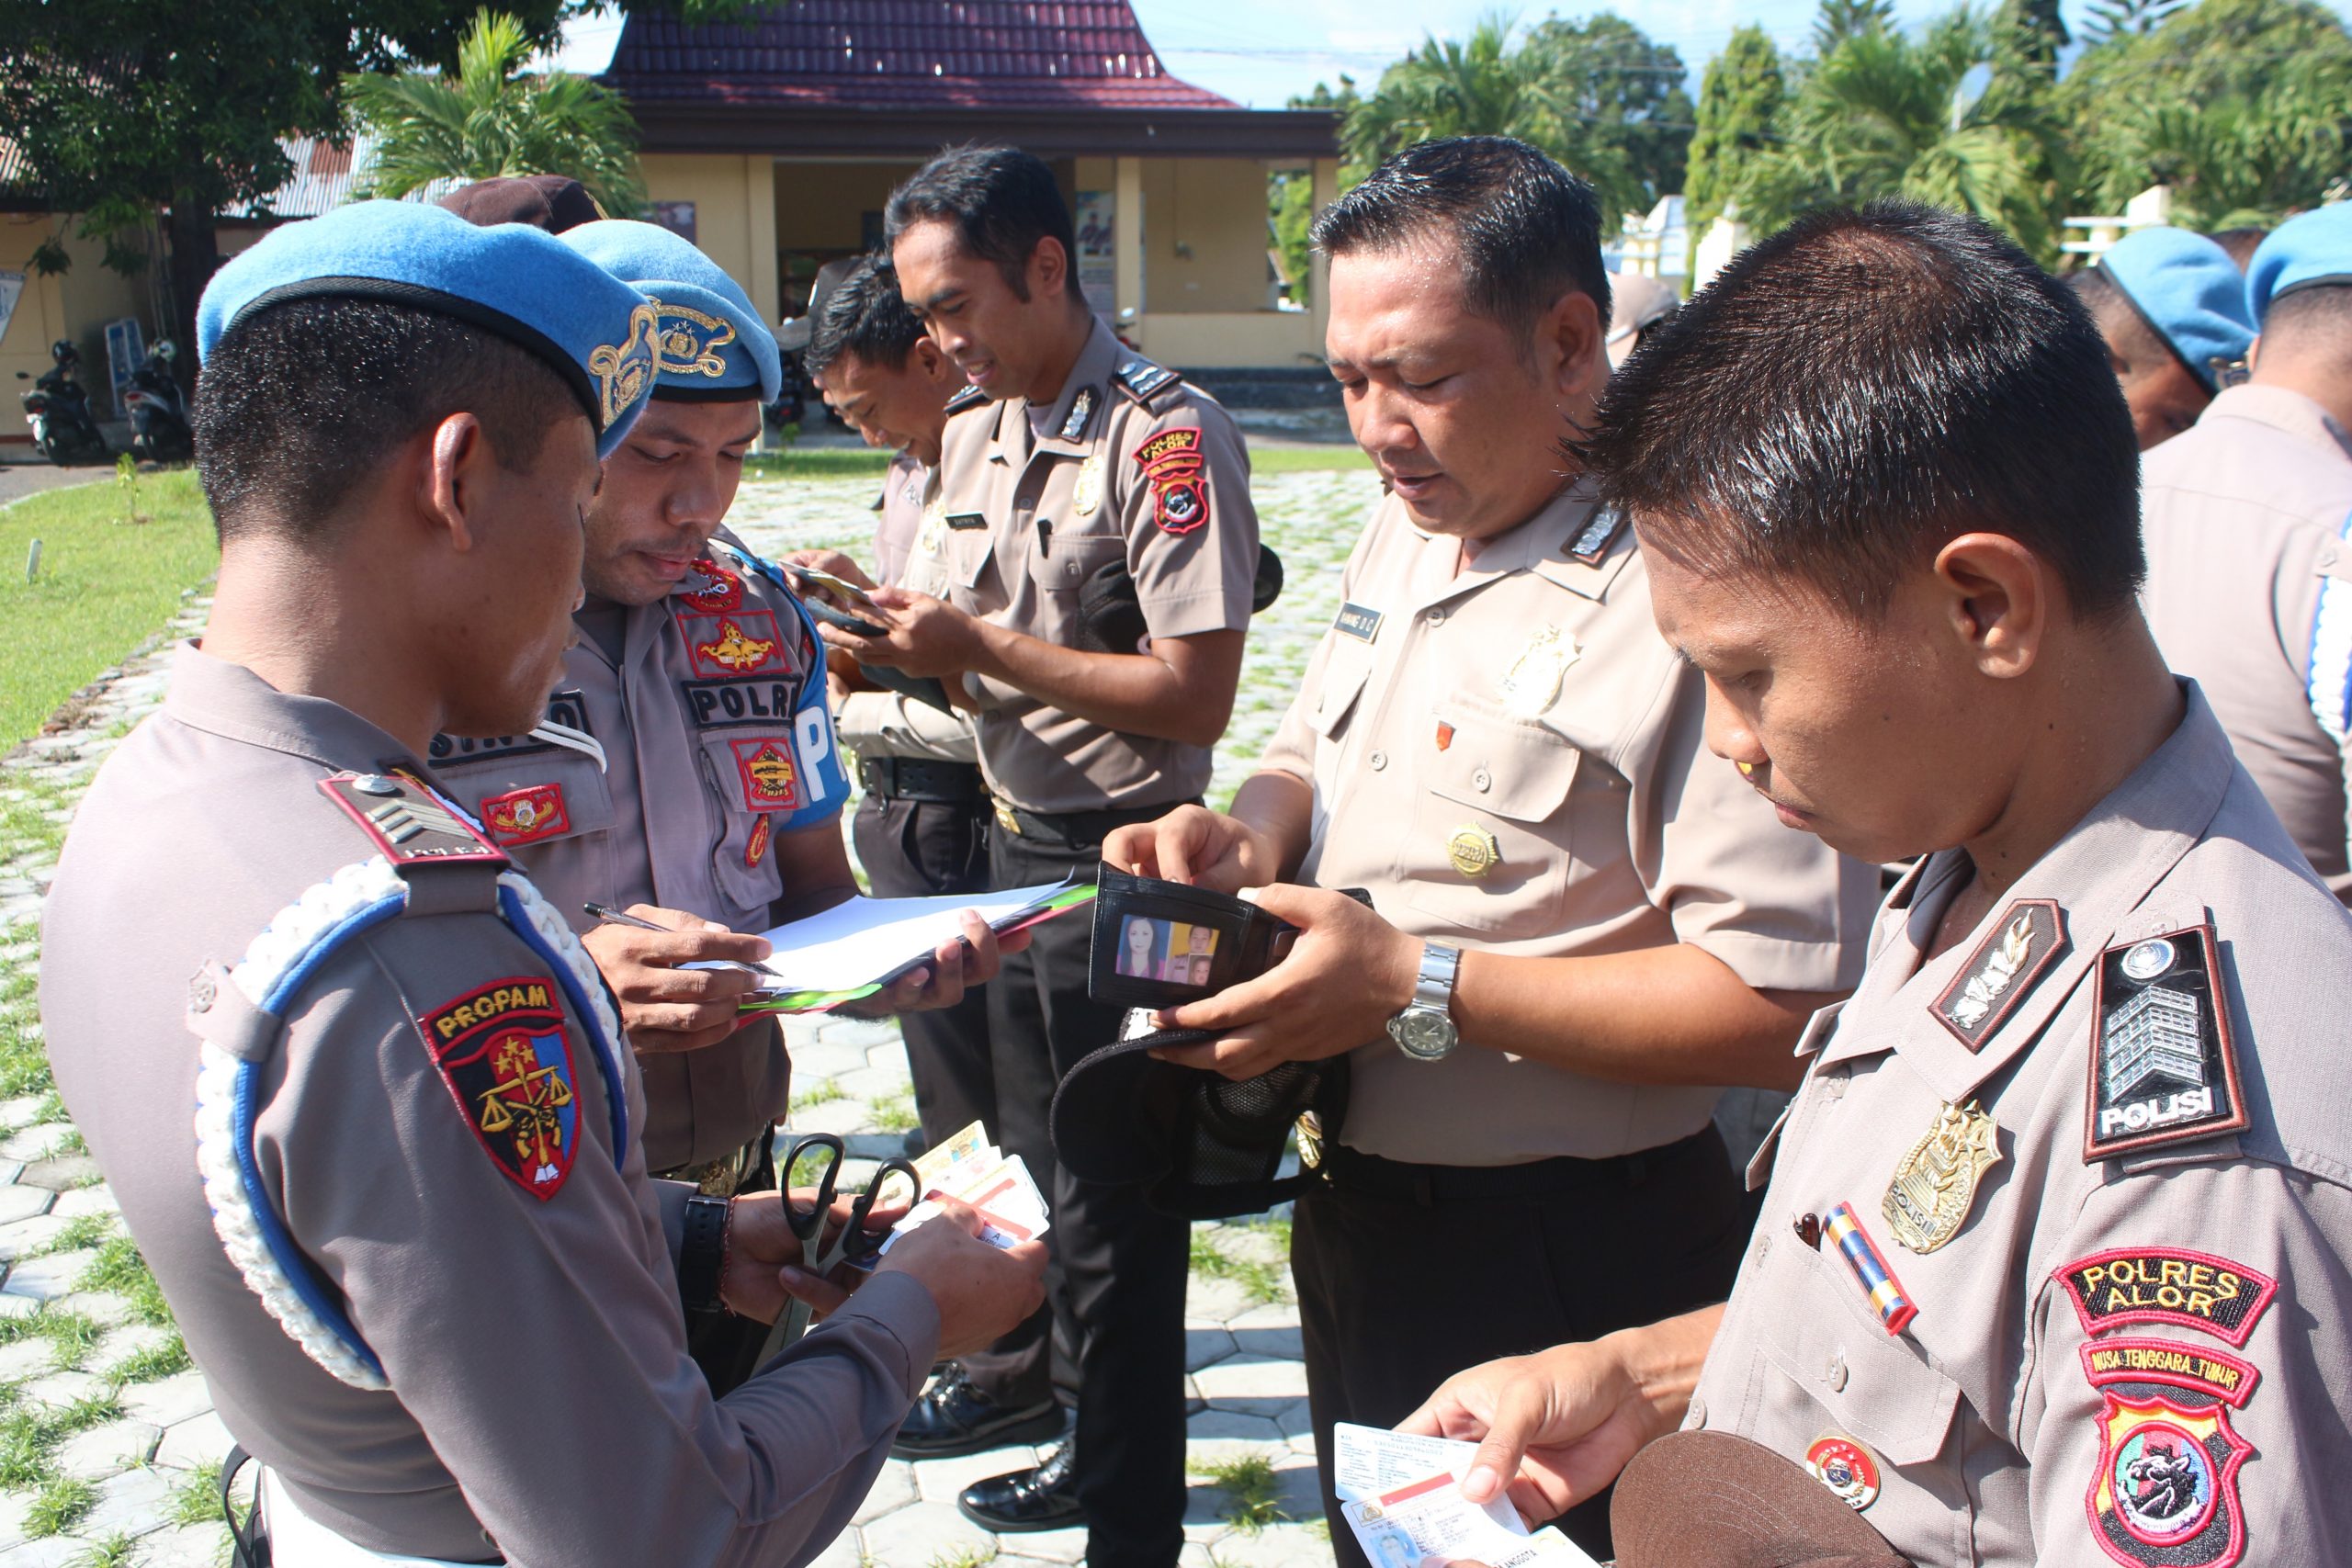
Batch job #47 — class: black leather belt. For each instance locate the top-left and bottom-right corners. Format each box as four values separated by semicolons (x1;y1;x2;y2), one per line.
991;797;1202;851
859;755;984;805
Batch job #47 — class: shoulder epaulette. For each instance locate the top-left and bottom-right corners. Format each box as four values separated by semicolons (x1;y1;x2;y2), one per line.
945;384;990;416
1114;356;1182;408
2083;922;2250;1163
319;771;506;870
1566;505;1627;565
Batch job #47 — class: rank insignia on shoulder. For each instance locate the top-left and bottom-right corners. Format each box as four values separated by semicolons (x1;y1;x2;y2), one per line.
321;773;505;868
1059;387;1098;443
2057;1247;2277;1348
944;384;990;415
419;976;579;1200
1933;898;2065;1049
1114;357;1181;405
1566;505;1625;564
2085;925;2247;1160
480;783;570;848
1882;1100;2000;1254
1134;427;1209;536
1334;602;1384;642
2086;1392;2253;1568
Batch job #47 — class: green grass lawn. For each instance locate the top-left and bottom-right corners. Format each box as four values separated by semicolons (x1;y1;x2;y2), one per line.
748;440;1367;482
0;468;217;750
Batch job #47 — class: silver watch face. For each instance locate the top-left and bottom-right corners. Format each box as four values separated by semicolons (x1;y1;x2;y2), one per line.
1388;1007;1458;1061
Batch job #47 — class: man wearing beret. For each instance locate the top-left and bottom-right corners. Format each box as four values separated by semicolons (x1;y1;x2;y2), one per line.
420;220;1003;1393
1401;200;2352;1568
2140;204;2352;901
38;200;1046;1566
2068;227;2253;451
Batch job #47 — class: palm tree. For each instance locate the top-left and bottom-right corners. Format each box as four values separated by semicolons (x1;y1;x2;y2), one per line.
2078;56;2347;227
345;8;645;216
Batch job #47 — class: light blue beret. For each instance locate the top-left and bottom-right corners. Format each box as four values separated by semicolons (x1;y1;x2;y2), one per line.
196;200;659;457
2246;205;2352;326
559;220;781;405
2098;228;2254;392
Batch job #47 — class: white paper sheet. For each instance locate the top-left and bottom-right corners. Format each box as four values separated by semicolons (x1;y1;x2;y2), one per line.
730;880;1080;994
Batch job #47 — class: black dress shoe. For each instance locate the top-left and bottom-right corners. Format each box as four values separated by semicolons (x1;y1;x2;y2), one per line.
956;1438;1083;1533
892;1364;1065;1460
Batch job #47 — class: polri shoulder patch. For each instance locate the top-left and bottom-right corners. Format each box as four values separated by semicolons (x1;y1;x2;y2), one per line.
1932;898;2067;1049
1135;426;1209;536
1058;387;1099;443
1334;602;1384;642
1114;357;1181;406
320;772;506;869
944;384;990;416
2086;1390;2254;1568
2085;925;2247;1160
419;976;579;1200
2056;1247;2277;1347
1567;505;1626;564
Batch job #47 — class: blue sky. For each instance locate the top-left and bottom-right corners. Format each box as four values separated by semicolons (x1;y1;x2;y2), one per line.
555;1;2352;104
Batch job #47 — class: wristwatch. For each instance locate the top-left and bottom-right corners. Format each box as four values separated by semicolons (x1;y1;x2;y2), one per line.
1385;941;1462;1063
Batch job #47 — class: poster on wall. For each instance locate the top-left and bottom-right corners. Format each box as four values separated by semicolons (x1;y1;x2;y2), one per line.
650;201;697;243
1074;190;1117;319
0;271;22;355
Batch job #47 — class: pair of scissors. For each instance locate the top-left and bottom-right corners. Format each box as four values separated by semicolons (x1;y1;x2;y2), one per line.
755;1133;922;1368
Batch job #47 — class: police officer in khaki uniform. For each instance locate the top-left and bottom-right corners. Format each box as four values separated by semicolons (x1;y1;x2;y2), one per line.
1403;202;2352;1568
421;222;991;1393
2141;206;2352;902
797;257;1069;1456
37;201;1045;1567
824;147;1260;1559
1110;138;1875;1564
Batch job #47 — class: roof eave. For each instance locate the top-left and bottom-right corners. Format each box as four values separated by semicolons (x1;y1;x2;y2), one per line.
624;100;1340;160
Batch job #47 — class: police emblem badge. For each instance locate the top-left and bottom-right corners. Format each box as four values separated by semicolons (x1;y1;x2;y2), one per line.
2085;925;2247;1161
2087;1393;2253;1568
918;502;949;558
1804;1435;1881;1511
730;737;802;812
480;783;571;848
1072;455;1104;517
690;615;780;674
420;977;580;1200
650;301;737;379
1932;898;2066;1049
588;303;661;429
1498;626;1577;718
1134;427;1210;536
1447;825;1501;879
1882;1100;2001;1253
680;555;744;613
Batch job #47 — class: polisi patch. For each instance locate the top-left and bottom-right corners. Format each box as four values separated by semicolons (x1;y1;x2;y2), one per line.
1134;426;1210;536
2080;1337;2260;1408
430;690;593;768
2085;925;2246;1159
1933;898;2067;1049
2086;1393;2253;1568
418;977;579;1200
2057;1248;2277;1347
479;783;570;848
682;611;784;678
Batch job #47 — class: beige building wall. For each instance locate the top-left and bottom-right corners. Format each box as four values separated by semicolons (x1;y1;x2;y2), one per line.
0;213;151;443
639;153;783;330
1136;157;1268;313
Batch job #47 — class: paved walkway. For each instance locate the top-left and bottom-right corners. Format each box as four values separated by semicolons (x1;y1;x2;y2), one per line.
0;466;1382;1564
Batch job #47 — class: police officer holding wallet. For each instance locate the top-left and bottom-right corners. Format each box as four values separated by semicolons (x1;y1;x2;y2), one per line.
1107;138;1876;1563
820;147;1261;1562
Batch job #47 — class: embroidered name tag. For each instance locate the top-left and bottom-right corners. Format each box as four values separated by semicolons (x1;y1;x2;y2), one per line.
430;690;592;767
2056;1247;2277;1347
945;513;989;531
1334;603;1384;642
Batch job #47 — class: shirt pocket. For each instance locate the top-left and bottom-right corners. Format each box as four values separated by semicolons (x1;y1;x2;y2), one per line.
692;730;795;915
944;518;999;592
1402;702;1580;938
1763;1233;1964;1469
433;750;616;852
1304;637;1376;743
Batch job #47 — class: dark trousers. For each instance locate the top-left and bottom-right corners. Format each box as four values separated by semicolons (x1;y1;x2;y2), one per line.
1294;1127;1748;1564
674;1135;779;1398
851;786;1054;1405
989;816;1191;1568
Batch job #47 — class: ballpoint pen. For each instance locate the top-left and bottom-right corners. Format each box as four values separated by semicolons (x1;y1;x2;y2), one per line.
583;901;669;933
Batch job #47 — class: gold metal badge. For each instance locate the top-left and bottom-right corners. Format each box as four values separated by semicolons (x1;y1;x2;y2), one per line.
1883;1100;2002;1254
917;502;947;559
650;300;737;378
588;302;661;428
1295;1111;1326;1171
1072;456;1104;517
1448;825;1501;879
1499;626;1577;718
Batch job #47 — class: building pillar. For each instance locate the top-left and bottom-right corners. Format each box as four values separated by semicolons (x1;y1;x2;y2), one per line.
745;155;780;331
1114;155;1145;325
1309;156;1340;360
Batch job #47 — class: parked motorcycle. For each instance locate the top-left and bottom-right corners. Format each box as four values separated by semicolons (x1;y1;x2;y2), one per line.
122;340;192;464
15;339;109;465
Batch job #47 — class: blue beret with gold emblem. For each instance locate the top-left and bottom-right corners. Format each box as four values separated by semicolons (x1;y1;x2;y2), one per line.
195;199;659;457
2245;204;2352;326
560;220;781;405
2098;227;2254;392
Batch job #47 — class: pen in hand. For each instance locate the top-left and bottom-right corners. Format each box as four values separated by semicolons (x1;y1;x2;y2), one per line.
583;901;670;933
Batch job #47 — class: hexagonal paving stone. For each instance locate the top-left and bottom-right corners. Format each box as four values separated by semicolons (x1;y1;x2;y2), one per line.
45;1189;118;1223
153;1410;234;1473
17;1157;102;1193
1;1249;96;1303
856;1495;999;1566
0;1215;70;1264
120;1371;212;1427
1185;1277;1262;1325
1188;1407;1287;1449
0;1190;53;1228
852;1458;916;1525
799;1527;864;1568
1206;1520;1339;1568
1002;1525;1090;1564
76;1462;176;1539
0;1537;86;1567
130;1523;233;1567
19;1369;109;1408
1184;1322;1238;1373
1227;1305;1305;1363
1193;1354;1308;1409
51;1416;160;1481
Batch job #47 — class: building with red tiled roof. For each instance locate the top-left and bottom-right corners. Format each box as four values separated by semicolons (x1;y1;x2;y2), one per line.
605;0;1341;371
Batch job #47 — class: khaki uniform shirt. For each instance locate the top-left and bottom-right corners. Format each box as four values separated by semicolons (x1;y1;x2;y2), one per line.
40;646;935;1564
1694;684;2352;1567
429;527;849;1170
933;320;1259;814
2141;385;2352;899
837;454;979;767
1259;486;1876;1167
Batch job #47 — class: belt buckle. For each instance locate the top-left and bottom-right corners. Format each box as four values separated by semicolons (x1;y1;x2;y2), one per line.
694;1156;739;1197
993;799;1020;837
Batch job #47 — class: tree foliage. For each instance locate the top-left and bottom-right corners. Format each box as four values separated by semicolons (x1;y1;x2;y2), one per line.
1684;26;1788;233
346;7;647;214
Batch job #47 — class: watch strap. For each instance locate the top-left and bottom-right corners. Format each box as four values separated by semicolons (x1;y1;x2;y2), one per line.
680;1194;731;1314
1413;942;1462;1013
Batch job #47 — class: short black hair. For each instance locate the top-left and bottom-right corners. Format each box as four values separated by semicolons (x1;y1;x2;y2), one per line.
1310;136;1611;345
2262;282;2352;349
195;298;574;547
2069;265;2172;366
804;254;924;378
885;145;1082;303
1585;200;2142;618
2206;227;2267;270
